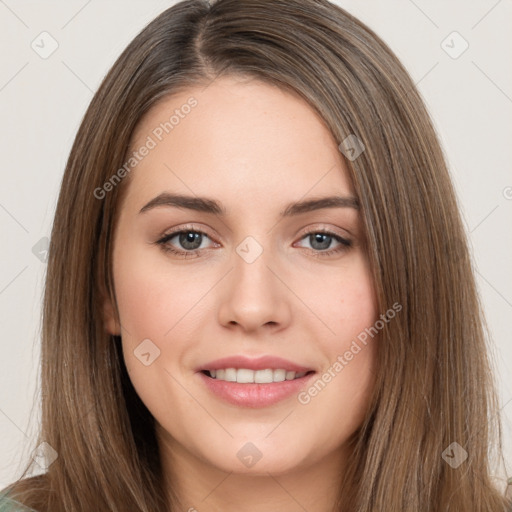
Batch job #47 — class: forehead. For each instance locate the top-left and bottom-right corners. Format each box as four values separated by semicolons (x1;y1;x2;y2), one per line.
124;76;354;208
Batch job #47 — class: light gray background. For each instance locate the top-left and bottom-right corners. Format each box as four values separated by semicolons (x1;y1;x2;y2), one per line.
1;0;511;489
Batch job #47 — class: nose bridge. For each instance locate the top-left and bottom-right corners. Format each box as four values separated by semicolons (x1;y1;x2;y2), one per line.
232;233;277;300
217;232;290;330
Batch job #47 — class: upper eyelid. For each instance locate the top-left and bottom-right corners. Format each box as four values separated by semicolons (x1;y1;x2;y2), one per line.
158;224;216;242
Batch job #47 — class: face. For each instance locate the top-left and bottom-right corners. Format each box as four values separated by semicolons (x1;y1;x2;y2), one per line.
105;76;378;480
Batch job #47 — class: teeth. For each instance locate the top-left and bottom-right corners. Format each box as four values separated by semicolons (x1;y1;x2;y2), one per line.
225;368;237;382
207;368;310;383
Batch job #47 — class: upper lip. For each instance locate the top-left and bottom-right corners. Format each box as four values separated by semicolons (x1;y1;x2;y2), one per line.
197;355;315;373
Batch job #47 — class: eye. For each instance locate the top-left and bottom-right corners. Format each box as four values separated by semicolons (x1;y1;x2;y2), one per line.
155;225;217;259
294;228;352;257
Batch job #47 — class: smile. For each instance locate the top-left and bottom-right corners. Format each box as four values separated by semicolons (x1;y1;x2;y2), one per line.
198;370;317;408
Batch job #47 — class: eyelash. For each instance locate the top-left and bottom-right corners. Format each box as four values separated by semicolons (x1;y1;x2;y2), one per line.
155;224;352;259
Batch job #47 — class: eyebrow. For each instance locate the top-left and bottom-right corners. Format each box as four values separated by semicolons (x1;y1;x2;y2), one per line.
139;192;359;217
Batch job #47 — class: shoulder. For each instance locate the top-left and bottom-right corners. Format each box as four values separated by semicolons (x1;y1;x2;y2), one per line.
0;474;49;512
0;491;35;512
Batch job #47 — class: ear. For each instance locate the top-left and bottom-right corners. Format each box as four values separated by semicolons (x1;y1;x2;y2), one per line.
101;287;121;336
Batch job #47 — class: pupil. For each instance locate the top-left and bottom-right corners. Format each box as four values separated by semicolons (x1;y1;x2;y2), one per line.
311;233;331;250
180;232;202;250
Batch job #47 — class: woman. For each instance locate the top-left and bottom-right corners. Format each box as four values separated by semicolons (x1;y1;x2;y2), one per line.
1;0;510;510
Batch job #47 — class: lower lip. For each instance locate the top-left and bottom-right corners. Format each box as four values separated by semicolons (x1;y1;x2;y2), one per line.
197;371;316;408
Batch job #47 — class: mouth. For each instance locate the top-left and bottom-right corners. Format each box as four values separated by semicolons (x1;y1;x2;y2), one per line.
197;366;317;408
195;355;317;407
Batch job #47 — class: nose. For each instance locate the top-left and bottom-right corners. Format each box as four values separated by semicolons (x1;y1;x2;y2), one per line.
217;242;292;333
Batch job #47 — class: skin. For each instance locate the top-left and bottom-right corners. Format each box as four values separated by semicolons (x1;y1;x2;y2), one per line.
104;75;379;512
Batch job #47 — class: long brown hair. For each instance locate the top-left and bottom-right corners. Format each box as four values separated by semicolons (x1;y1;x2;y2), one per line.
2;0;509;510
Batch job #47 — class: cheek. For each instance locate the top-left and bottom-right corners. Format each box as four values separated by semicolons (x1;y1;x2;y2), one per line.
112;241;199;339
297;336;377;455
294;256;378;433
298;254;377;343
112;241;212;408
113;253;190;427
332;259;378;400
